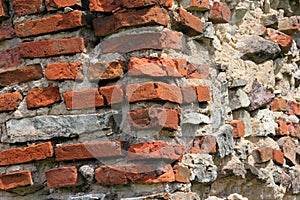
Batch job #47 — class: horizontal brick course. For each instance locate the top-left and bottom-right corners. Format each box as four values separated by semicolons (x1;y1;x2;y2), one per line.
46;166;79;188
0;171;33;190
93;6;169;36
56;141;122;161
13;0;44;16
20;37;85;58
0;92;23;113
15;11;84;37
0;47;21;69
176;8;203;36
88;61;125;81
100;85;124;105
0;142;53;166
45;62;83;80
26;86;61;109
0;64;43;86
0;20;16;41
46;0;82;11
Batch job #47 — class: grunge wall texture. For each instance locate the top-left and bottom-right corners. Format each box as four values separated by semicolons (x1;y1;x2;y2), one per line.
0;0;300;199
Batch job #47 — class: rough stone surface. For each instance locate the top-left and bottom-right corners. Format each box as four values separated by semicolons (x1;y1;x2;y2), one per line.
214;125;234;158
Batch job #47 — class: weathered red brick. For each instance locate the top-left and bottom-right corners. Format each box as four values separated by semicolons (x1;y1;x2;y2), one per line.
128;142;184;160
90;0;172;12
180;0;210;11
271;98;287;111
128;108;179;131
63;88;105;110
0;142;53;166
0;0;5;17
0;64;43;86
174;164;190;183
88;61;125;81
126;82;182;104
20;37;85;58
0;48;21;69
45;62;83;80
56;141;122;161
209;2;231;23
100;85;124;105
277;120;289;136
46;0;82;11
45;166;79;188
252;147;273;163
230;120;245;138
287;101;300;115
15;11;84;37
185;63;209;79
95;164;175;185
175;8;202;36
93;6;169;36
181;86;197;103
273;149;284;165
195;85;210;102
0;171;32;190
0;92;22;113
128;57;186;77
0;20;15;41
26;86;61;109
266;28;293;53
278;16;300;35
190;135;217;154
13;0;44;16
101;29;184;53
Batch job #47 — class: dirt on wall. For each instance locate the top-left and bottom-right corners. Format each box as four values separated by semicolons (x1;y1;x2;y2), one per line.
0;0;300;199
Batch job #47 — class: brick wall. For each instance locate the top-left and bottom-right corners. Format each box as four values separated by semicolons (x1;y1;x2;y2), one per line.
0;0;300;199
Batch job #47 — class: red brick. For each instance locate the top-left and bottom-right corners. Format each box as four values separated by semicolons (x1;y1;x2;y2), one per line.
0;92;22;113
0;64;43;86
94;6;169;36
289;124;300;138
45;166;79;188
209;2;231;23
88;61;125;81
45;62;83;80
287;101;300;115
0;0;5;17
185;63;209;79
126;82;182;104
190;135;217;154
278;16;300;35
101;29;184;53
90;0;172;12
56;141;122;161
100;85;124;105
13;0;44;16
271;98;287;111
127;142;184;161
46;0;82;11
0;20;15;41
277;120;289;136
174;164;190;183
128;57;186;77
0;47;21;69
252;147;273;163
195;85;210;102
95;164;175;185
128;108;179;131
230;120;245;138
63;88;104;110
175;8;202;36
181;86;197;103
20;37;85;58
26;86;61;109
273;149;284;165
266;28;293;53
0;142;53;166
180;0;210;11
0;171;32;190
15;11;84;38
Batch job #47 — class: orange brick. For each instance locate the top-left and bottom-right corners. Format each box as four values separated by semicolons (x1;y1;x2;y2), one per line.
176;8;203;36
45;62;83;80
209;2;231;23
99;85;124;105
46;0;82;10
46;166;79;188
230;120;245;138
27;86;61;109
273;149;284;165
271;98;287;111
0;92;23;113
0;171;32;190
195;85;210;102
13;0;44;16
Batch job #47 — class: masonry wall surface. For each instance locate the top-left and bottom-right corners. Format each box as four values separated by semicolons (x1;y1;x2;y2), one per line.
0;0;300;199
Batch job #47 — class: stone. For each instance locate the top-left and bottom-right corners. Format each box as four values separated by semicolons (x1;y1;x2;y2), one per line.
252;147;273;163
252;109;277;136
236;35;281;64
233;109;252;137
170;192;201;200
181;154;217;183
227;193;248;200
182;112;211;124
248;79;275;111
260;14;278;27
229;89;250;110
69;193;117;200
79;165;94;182
214;125;234;158
3;112;117;143
265;28;293;53
281;137;297;165
229;79;247;88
